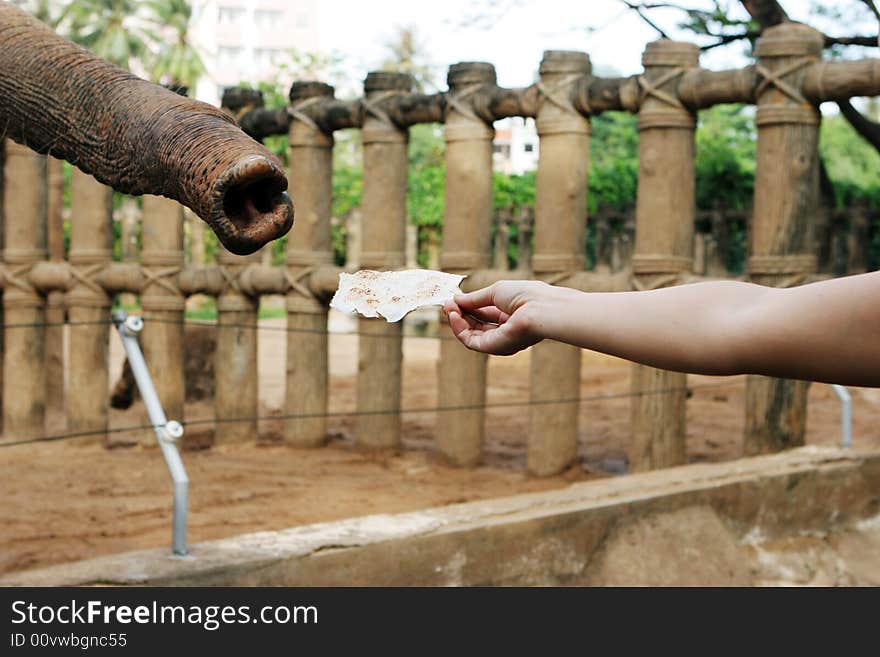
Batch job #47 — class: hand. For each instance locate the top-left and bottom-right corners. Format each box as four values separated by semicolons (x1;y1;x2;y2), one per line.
443;280;557;356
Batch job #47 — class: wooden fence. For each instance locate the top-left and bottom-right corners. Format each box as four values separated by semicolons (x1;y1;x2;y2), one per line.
2;22;879;474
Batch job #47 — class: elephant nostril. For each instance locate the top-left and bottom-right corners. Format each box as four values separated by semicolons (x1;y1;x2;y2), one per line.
223;177;284;230
215;156;294;255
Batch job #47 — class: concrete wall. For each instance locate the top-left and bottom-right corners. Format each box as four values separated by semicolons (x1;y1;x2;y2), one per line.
4;446;879;586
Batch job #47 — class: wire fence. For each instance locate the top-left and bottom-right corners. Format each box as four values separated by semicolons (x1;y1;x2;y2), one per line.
0;378;748;449
0;315;459;340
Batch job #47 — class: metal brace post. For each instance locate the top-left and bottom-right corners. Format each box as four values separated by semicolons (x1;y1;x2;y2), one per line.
831;384;852;449
112;310;189;555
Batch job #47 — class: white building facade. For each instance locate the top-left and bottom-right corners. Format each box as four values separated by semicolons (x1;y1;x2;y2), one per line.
189;0;320;106
492;117;539;175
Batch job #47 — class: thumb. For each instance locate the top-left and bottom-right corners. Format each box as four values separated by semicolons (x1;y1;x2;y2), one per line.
454;283;501;312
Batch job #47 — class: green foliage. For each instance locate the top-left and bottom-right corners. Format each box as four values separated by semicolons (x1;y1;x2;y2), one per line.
409;123;444;168
587;106;758;214
147;0;205;89
494;171;535;211
820;110;880;206
230;80;292;167
203;228;218;263
408;165;445;227
588;112;638;212
330;166;363;266
332;166;364;218
406;123;445;230
695;104;756;210
331;221;347;267
63;0;156;68
18;0;206;92
270;235;287;266
111;210;123;260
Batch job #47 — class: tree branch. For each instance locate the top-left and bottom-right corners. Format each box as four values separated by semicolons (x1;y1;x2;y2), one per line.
838;98;880;152
824;34;880;47
739;0;789;28
859;0;880;24
621;1;671;38
858;0;880;47
699;29;761;50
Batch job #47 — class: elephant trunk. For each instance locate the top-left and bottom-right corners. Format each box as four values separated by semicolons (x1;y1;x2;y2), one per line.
0;2;293;255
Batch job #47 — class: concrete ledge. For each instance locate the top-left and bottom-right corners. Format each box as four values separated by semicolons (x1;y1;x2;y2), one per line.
4;446;879;586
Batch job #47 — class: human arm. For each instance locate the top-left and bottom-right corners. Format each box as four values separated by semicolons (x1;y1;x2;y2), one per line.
443;272;880;387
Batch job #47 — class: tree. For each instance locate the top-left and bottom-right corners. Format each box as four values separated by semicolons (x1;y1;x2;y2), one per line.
61;0;158;70
695;104;755;210
147;0;204;90
18;1;205;91
621;0;880;153
380;24;438;92
588;111;639;213
11;0;69;28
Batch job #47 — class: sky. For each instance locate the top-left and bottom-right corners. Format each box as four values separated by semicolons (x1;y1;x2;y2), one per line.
316;0;877;95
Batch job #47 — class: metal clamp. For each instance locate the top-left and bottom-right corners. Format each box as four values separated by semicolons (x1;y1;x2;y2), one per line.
159;420;185;445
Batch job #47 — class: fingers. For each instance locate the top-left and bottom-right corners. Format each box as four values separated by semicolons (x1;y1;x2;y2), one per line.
442;299;459;317
446;309;471;339
465;306;509;325
447;310;496;353
455;280;535;315
454;284;500;313
447;309;519;355
445;298;508;324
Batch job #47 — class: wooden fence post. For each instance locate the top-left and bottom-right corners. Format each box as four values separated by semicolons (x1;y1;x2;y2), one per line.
492;208;511;270
593;207;612;273
2;141;47;439
437;62;496;467
745;23;824;455
214;247;260;444
528;50;591;476
629;40;699;472
285;81;335;447
140;195;185;444
117;198;139;308
67;169;112;443
45;156;65;422
847;201;869;274
213;92;264;446
187;209;205;265
0;141;4;428
517;207;533;270
356;71;412;449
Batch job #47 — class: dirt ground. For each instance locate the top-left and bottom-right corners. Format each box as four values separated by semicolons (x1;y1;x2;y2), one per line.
2;310;879;576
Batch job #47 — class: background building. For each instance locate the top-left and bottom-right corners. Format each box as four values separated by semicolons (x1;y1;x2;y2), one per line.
493;117;539;174
189;0;320;105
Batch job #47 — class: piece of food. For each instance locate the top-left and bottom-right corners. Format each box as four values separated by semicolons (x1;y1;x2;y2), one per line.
330;269;466;323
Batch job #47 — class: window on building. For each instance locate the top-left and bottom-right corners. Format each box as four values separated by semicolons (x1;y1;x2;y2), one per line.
218;6;246;24
296;13;310;28
218;46;244;66
523;143;534;153
493;144;511;157
254;9;282;29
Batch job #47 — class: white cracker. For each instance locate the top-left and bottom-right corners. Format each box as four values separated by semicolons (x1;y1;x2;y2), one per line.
330;269;466;323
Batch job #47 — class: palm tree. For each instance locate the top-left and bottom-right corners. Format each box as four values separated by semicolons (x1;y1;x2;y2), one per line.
381;25;438;92
37;0;204;92
147;0;205;90
11;0;69;28
61;0;157;70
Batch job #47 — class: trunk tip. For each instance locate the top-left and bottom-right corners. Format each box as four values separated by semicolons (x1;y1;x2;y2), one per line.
213;156;294;255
